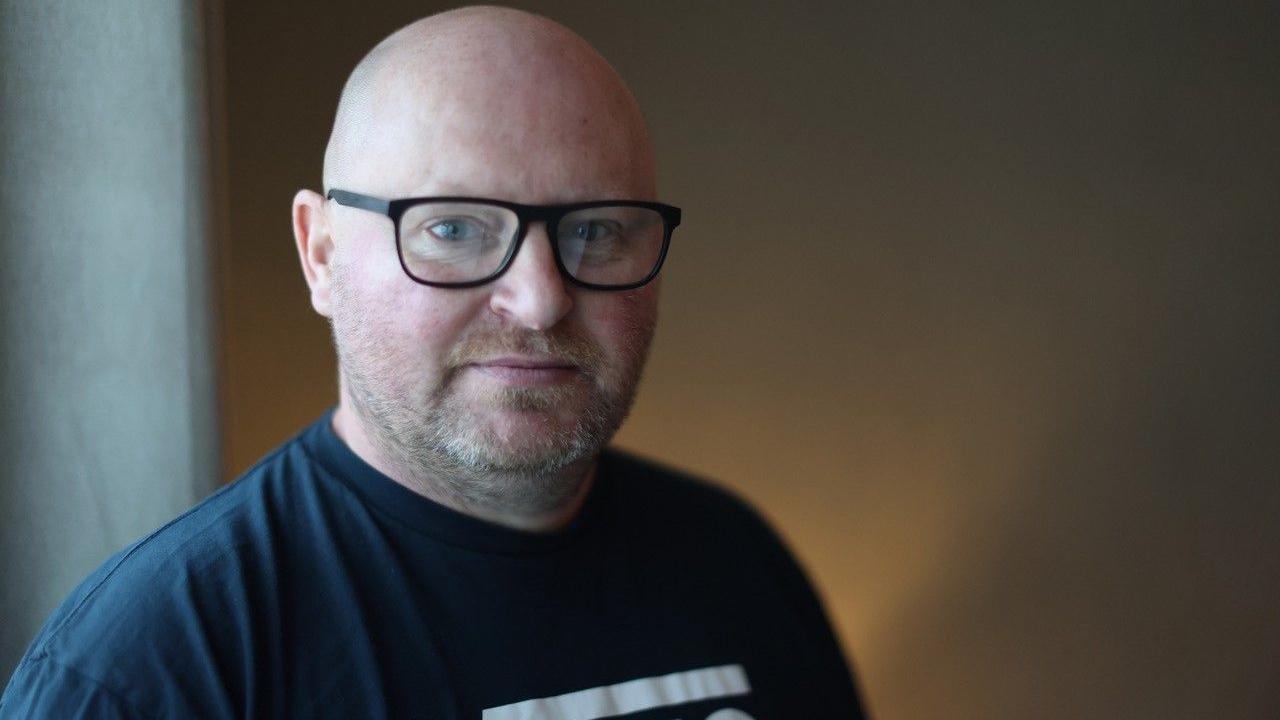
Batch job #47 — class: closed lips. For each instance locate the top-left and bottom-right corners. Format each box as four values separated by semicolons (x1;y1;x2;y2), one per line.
471;356;577;370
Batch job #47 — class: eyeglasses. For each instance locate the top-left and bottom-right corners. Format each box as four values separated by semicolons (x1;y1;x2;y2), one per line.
326;189;681;290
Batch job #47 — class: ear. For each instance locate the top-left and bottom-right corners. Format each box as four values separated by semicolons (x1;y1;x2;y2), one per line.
293;189;336;317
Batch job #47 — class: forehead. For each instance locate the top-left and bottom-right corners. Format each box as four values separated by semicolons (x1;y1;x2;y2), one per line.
354;55;654;204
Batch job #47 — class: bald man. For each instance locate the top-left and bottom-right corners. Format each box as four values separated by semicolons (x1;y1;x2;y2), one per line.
1;8;864;719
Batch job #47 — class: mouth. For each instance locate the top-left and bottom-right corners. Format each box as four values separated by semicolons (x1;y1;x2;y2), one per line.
465;356;582;386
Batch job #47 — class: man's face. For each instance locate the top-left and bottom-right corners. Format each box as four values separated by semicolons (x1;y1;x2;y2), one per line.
323;82;659;490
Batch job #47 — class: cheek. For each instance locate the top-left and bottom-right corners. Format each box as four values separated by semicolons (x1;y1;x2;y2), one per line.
333;247;481;377
577;285;659;367
399;290;480;359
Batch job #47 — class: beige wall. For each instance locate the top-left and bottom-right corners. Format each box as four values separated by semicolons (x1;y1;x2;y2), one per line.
220;2;1280;718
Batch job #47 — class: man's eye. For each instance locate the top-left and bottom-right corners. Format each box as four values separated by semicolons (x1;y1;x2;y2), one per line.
426;218;485;242
567;220;620;242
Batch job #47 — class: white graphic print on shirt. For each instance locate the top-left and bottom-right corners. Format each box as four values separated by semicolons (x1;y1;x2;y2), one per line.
482;664;755;720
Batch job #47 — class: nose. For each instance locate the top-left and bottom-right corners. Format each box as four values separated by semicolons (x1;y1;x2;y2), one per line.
487;223;573;330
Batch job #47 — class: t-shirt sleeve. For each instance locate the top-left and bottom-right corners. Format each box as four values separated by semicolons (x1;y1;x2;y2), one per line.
761;524;868;715
0;655;144;720
725;491;868;717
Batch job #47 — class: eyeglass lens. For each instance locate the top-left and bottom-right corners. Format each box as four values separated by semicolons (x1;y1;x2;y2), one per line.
397;201;666;286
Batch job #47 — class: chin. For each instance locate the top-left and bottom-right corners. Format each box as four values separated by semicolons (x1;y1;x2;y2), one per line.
461;415;592;472
444;433;589;477
440;391;616;475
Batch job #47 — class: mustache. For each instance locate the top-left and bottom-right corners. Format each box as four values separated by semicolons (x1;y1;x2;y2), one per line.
445;328;604;371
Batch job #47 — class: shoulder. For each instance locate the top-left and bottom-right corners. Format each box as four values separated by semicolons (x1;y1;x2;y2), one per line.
5;428;335;715
598;447;785;551
43;431;328;640
597;447;829;604
598;449;864;710
601;447;756;511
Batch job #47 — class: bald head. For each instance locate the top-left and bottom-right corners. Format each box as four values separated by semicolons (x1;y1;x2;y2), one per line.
322;6;655;201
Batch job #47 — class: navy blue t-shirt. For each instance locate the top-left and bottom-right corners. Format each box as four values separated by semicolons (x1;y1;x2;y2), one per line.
1;414;864;718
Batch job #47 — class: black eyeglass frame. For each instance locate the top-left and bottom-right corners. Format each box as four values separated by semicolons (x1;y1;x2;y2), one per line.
326;189;681;290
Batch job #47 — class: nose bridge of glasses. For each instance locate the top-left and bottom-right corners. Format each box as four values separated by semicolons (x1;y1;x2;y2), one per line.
508;204;569;267
516;204;564;239
507;210;563;275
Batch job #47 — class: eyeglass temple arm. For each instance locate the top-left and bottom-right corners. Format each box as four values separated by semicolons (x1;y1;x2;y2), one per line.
326;189;391;215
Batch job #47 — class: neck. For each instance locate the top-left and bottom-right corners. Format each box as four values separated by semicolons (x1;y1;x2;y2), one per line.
330;402;596;533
